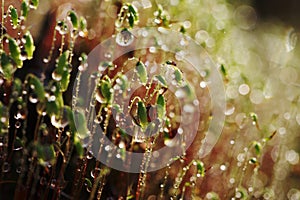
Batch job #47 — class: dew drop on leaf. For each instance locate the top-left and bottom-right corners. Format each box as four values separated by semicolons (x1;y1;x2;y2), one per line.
52;71;62;81
116;29;134;46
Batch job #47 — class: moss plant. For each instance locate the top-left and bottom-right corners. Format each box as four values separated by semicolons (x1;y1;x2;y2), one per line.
1;0;300;199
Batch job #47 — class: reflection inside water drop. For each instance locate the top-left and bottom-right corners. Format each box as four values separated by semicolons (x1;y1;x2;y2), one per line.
116;29;134;46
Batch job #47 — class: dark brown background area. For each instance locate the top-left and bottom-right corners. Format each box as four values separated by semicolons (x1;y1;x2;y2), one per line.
253;0;300;29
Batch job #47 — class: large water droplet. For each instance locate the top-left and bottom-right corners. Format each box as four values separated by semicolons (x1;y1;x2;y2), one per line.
234;5;257;30
52;71;62;81
116;29;134;46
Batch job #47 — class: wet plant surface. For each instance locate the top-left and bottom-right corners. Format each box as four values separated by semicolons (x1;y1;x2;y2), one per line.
0;0;300;200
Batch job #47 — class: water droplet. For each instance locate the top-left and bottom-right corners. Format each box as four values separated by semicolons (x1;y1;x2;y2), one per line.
238;84;250;95
95;92;105;103
235;113;248;129
279;67;298;85
91;167;101;178
104;145;111;152
48;95;56;102
220;164;227;171
29;94;39;104
285;150;299;165
94;116;103;124
195;30;209;44
288;188;300;200
104;52;112;59
278;127;286;135
250;89;264;104
286;28;298;52
116;29;134;46
284;112;291;120
78;64;88;71
0;78;3;86
14;111;26;120
237;153;245;162
1;117;7;123
51;115;68;129
234;5;257;30
2;162;10;173
225;103;235;116
183;104;195;113
149;46;156;53
52;71;62;81
86;151;94;159
15;121;21;129
175;89;185;98
50;179;56;188
199;81;207;88
175;51;185;61
16;166;22;173
43;58;49;63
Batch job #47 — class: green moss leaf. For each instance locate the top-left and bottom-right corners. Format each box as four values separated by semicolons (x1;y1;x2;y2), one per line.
137;101;148;128
8;38;22;68
55;51;69;75
174;67;183;84
24;31;35;59
74;136;84;158
99;76;113;103
196;160;205;177
220;64;227;76
182;84;193;100
136;61;147;84
28;75;45;102
252;141;262;155
21;1;29;19
68;10;78;30
36;143;56;166
157;94;166;120
30;0;39;9
127;4;138;28
79;17;87;30
13;78;22;95
9;6;18;28
46;92;64;116
0;52;14;80
155;75;167;87
74;110;89;139
117;74;128;91
60;69;70;92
